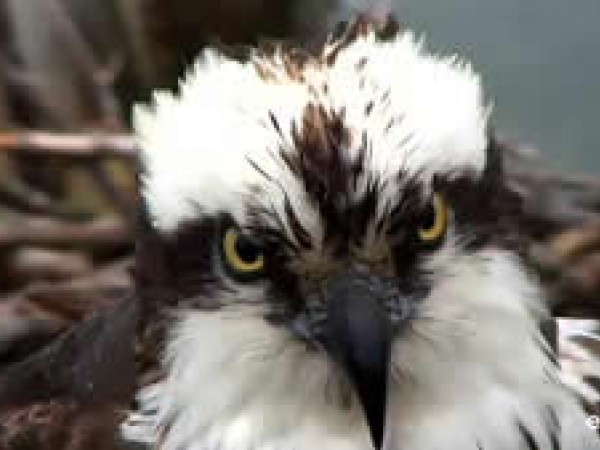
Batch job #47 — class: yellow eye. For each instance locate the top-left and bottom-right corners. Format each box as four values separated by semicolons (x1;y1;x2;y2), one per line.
418;193;449;243
223;228;265;278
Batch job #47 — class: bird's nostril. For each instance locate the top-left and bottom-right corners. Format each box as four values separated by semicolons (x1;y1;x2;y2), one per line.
288;296;329;343
384;297;413;329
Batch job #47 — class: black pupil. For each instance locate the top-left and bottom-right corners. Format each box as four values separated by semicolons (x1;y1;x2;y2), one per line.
235;236;260;263
421;202;437;230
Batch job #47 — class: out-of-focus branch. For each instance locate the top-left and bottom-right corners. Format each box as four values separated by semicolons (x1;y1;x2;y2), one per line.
85;160;138;225
0;217;132;249
115;0;157;87
24;258;133;322
0;131;137;158
0;70;11;126
511;169;600;192
0;52;73;129
42;0;124;128
0;178;92;220
7;247;94;285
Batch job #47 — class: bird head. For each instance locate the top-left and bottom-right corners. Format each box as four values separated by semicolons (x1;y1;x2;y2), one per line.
133;17;548;450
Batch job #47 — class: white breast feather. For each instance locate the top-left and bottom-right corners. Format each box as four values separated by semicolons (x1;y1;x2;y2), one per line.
123;248;600;450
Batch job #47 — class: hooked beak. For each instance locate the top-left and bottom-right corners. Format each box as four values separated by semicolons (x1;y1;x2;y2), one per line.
320;273;394;450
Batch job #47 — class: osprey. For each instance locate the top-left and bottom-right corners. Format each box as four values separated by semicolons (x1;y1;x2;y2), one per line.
124;17;600;450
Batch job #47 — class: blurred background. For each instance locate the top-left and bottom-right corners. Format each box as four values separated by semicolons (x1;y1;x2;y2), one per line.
0;0;598;426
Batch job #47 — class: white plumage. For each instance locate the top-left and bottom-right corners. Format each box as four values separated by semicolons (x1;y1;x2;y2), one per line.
127;18;600;450
136;29;487;234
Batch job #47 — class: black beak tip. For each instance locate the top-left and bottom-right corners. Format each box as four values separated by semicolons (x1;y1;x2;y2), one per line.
359;385;387;450
370;428;384;450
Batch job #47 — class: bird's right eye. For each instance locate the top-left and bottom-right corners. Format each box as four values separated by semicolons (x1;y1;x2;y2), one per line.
417;193;449;245
222;228;266;280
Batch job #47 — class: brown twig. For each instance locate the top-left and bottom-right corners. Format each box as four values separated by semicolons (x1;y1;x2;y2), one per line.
42;0;125;127
6;247;94;285
0;131;137;158
115;0;158;87
0;52;74;129
24;258;133;322
510;169;600;192
84;160;137;225
0;178;92;220
0;217;132;249
0;67;11;126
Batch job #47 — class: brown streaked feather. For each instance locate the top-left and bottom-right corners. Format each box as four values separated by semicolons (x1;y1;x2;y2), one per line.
0;402;127;450
0;297;139;450
324;14;399;66
0;296;137;407
291;103;350;196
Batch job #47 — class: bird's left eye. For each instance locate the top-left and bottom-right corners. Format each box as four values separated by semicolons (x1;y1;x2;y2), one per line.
418;193;449;244
222;228;265;279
